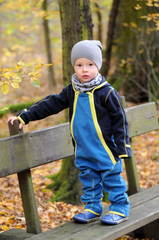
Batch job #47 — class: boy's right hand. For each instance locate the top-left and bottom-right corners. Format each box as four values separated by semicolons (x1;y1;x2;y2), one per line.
8;116;23;129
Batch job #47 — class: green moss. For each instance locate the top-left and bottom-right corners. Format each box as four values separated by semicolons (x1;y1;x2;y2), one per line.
50;179;69;202
0;101;35;118
102;191;108;203
79;0;89;39
47;157;82;204
0;109;8;118
108;77;123;91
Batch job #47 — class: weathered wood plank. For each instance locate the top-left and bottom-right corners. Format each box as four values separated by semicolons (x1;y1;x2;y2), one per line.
124;102;158;195
8;121;42;234
0;102;158;178
125;102;158;137
124;144;140;195
27;196;159;240
0;123;74;178
64;198;159;240
0;228;35;239
18;170;42;234
0;102;158;239
24;185;159;240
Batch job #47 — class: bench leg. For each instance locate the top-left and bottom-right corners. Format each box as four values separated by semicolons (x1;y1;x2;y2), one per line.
124;139;140;195
18;170;42;234
8;121;42;234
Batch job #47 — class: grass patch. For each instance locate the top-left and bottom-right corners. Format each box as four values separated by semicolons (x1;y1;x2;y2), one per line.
0;101;35;118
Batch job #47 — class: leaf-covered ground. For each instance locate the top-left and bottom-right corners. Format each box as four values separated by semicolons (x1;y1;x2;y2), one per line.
0;108;158;240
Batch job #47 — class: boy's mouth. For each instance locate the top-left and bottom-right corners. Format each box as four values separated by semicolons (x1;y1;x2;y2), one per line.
82;75;89;79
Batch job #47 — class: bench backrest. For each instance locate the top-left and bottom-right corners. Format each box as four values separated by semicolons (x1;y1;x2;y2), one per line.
0;101;158;234
0;102;158;178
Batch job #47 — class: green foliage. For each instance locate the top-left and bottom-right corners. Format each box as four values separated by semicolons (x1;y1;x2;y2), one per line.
0;101;35;118
102;191;108;202
108;77;123;92
0;61;53;95
111;0;159;102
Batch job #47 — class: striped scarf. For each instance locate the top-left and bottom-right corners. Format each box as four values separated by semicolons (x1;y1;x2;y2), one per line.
71;73;103;92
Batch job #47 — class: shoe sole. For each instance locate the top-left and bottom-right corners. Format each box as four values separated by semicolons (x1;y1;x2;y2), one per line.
100;217;128;225
73;216;100;223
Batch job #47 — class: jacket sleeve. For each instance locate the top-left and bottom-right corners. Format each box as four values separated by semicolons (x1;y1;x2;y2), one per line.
105;88;132;158
16;85;70;125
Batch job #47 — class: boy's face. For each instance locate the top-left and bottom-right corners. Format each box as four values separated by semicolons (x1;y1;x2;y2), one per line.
74;58;98;83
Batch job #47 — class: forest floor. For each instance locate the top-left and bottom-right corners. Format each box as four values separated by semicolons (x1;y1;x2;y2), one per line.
0;86;158;239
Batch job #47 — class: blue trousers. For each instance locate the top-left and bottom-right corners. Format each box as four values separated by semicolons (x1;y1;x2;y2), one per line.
78;160;130;217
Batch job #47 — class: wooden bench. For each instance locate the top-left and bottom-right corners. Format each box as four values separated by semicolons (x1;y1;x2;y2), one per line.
0;101;158;240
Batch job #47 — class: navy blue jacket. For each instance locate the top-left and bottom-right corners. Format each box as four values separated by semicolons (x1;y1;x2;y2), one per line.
17;78;131;160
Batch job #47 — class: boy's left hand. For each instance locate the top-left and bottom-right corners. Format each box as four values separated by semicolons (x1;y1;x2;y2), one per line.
8;116;23;129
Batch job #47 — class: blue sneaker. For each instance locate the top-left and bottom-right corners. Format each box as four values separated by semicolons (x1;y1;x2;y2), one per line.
100;213;128;225
73;211;100;223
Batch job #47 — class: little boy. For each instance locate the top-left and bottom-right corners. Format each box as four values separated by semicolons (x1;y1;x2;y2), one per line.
8;40;131;225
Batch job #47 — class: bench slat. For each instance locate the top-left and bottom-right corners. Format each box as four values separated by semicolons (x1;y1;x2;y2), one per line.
126;102;158;137
64;198;159;240
26;185;159;240
0;102;158;178
0;123;73;178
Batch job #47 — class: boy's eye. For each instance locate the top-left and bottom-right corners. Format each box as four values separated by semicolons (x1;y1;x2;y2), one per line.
89;64;93;66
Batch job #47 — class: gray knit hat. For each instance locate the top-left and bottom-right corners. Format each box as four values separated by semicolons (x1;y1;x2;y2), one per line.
71;40;103;70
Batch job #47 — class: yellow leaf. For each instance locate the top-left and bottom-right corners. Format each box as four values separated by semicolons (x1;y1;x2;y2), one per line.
3;72;11;80
44;63;53;67
1;225;9;231
134;4;142;10
1;83;9;95
13;76;22;82
29;71;41;77
17;60;25;67
16;65;23;70
0;107;8;112
127;58;134;62
11;82;19;88
0;211;6;215
140;15;147;19
130;22;137;28
31;78;40;88
148;61;153;66
35;63;43;69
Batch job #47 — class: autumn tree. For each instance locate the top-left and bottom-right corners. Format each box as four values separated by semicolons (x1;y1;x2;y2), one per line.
0;0;57;94
94;2;103;43
101;0;121;77
42;0;56;88
50;0;93;204
110;0;159;103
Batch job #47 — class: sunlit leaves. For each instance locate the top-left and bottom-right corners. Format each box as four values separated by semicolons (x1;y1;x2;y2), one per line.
1;84;9;95
134;4;142;10
0;61;52;95
11;82;19;88
31;78;40;88
119;58;134;74
134;0;159;30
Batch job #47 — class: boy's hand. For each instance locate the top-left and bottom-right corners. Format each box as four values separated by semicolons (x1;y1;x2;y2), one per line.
8;116;23;129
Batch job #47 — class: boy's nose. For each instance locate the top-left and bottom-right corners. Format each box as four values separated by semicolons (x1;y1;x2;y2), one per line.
83;66;88;72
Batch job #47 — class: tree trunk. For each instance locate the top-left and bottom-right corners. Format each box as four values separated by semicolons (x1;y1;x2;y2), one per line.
94;3;102;44
101;0;120;77
50;0;93;205
42;0;56;88
59;0;93;88
111;0;159;102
